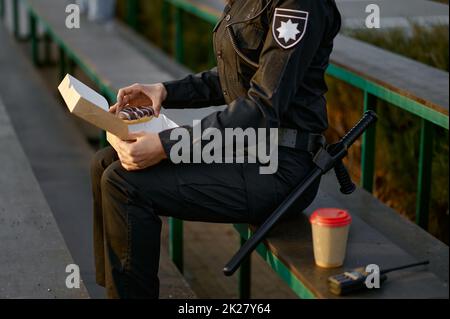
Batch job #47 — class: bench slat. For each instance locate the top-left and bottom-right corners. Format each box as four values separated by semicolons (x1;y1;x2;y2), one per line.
331;35;449;115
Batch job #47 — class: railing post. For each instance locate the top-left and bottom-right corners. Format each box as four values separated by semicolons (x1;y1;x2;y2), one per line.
208;34;216;68
361;91;377;192
0;0;5;20
67;57;76;75
161;0;170;52
99;87;112;148
28;11;39;66
59;46;67;80
174;7;184;64
415;119;434;230
12;0;19;39
126;0;139;31
44;32;52;65
238;235;251;299
99;130;107;148
169;217;184;273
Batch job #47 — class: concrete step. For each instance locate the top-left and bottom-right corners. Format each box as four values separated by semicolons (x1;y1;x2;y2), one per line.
0;22;195;299
0;95;89;298
0;21;101;297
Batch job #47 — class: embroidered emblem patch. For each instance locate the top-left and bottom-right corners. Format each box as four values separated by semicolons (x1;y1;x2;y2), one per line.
272;8;309;49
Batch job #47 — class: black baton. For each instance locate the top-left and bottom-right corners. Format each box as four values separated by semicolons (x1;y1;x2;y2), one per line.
223;111;378;276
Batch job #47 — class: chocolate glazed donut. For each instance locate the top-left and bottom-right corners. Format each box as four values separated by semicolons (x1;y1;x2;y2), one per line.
118;106;155;123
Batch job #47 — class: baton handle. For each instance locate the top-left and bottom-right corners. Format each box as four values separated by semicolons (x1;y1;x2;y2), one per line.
334;161;356;195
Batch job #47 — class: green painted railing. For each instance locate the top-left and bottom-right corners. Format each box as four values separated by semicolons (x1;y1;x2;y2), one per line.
126;0;139;30
13;0;19;39
234;224;316;299
23;0;116;148
19;1;117;103
0;0;5;20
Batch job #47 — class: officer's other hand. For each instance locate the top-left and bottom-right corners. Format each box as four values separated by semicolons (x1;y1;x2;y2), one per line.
112;83;168;117
114;132;167;171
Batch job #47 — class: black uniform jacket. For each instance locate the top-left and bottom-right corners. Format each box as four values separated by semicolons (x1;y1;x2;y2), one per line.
159;0;341;156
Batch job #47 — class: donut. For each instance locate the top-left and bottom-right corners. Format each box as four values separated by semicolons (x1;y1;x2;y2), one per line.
118;106;154;124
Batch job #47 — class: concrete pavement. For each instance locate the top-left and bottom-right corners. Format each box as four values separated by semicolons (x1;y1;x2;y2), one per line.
0;94;89;298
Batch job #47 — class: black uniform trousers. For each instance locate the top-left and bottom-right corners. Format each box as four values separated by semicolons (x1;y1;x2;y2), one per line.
91;146;320;298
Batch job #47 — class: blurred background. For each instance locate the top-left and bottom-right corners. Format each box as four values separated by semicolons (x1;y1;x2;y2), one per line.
0;0;448;299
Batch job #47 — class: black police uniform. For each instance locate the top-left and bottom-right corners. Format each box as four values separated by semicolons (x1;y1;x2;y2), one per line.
91;0;341;298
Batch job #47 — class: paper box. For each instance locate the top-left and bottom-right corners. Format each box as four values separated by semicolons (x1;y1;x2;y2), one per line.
58;74;178;141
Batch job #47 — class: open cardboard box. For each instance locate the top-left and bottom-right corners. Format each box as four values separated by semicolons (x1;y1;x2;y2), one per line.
58;74;178;143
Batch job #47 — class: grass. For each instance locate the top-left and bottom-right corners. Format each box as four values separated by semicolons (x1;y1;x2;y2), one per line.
115;0;449;243
346;24;449;72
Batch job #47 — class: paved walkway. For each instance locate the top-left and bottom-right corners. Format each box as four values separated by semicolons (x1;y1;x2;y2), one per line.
0;23;102;297
0;95;89;298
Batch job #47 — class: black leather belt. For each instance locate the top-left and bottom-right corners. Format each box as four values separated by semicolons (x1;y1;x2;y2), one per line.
278;128;325;154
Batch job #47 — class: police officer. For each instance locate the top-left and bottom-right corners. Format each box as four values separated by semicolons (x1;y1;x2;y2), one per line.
91;0;341;298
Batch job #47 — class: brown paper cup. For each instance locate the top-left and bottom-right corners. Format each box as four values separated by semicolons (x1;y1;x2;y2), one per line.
310;208;352;268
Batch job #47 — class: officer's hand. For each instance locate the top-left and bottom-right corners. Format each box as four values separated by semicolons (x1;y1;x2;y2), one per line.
111;83;167;117
113;132;167;171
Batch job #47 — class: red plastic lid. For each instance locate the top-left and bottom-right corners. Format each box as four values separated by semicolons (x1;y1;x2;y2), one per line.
310;208;352;228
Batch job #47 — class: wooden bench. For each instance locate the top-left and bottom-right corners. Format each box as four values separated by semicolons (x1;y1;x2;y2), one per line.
3;0;196;299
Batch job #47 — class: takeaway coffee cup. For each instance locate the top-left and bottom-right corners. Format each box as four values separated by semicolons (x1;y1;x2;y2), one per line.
310;208;352;268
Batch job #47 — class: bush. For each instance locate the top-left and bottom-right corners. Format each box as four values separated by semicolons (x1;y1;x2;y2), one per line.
347;24;449;72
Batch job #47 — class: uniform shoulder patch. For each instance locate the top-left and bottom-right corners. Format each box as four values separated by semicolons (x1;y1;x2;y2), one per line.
272;8;309;49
